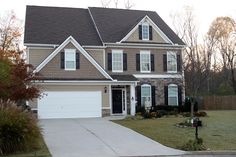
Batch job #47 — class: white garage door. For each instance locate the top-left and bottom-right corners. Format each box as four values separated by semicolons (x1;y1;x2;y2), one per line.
38;91;102;119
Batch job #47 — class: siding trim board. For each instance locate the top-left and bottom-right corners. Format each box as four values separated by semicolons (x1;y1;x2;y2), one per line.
34;36;113;80
133;74;182;79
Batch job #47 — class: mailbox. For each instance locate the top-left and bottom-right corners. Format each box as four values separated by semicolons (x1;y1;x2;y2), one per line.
193;117;202;127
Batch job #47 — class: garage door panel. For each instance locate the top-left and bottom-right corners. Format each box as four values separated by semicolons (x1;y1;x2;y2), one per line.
38;91;102;119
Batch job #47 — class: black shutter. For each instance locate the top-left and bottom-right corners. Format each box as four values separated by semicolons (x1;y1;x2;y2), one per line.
108;53;112;71
178;86;182;106
136;86;141;106
149;26;153;40
136;54;140;71
177;54;181;72
60;52;65;69
163;54;167;72
151;86;156;107
151;54;155;71
123;53;127;71
139;25;142;40
76;52;80;69
164;85;168;105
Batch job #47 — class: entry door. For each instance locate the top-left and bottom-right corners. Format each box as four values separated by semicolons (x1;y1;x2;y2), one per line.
112;89;123;114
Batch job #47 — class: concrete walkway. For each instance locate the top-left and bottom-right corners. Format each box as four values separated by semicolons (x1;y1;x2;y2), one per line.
40;118;185;157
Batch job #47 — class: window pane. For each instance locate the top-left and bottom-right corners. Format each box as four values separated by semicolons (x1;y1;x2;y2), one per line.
112;52;122;71
140;53;150;72
168;97;178;106
142;24;149;39
142;86;151;96
66;61;75;69
167;52;177;71
66;52;75;61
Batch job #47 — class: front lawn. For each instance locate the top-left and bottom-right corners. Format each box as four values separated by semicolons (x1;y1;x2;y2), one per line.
3;136;51;157
114;110;236;150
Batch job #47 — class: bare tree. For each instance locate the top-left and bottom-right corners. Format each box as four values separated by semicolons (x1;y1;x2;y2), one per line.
208;16;236;93
114;0;119;8
124;0;134;9
101;0;112;8
0;11;22;52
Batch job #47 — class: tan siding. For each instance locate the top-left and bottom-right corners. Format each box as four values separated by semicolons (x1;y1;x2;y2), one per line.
126;27;167;43
39;43;106;79
29;48;54;68
105;47;182;75
86;49;104;68
29;85;110;109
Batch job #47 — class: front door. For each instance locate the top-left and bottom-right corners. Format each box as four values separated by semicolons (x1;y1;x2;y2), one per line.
112;89;122;114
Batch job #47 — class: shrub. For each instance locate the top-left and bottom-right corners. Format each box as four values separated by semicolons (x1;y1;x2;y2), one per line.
151;105;179;112
0;101;41;155
184;97;198;112
156;110;168;117
194;111;207;117
181;112;191;117
136;106;146;115
143;112;153;119
180;138;206;151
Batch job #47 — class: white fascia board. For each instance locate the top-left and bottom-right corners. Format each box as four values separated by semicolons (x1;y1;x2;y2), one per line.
33;36;113;80
133;74;183;79
119;15;173;44
34;80;138;85
24;43;59;47
104;42;185;49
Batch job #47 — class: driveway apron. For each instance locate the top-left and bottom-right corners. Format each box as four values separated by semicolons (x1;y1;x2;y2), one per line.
40;118;185;157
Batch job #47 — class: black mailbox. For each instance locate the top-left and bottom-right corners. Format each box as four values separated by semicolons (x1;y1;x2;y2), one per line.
193;117;202;127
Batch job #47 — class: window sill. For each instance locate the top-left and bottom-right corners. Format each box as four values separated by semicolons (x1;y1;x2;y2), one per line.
112;70;123;73
167;71;177;74
140;71;151;73
64;69;76;71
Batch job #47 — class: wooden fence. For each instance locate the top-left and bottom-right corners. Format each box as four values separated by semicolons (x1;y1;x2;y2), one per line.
199;96;236;110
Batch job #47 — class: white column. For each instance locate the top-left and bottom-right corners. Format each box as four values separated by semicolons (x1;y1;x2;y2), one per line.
130;84;136;116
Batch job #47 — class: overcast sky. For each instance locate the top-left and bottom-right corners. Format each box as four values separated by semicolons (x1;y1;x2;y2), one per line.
1;0;236;39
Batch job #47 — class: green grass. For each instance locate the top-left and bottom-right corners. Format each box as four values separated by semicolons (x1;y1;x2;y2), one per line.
3;135;51;157
114;110;236;150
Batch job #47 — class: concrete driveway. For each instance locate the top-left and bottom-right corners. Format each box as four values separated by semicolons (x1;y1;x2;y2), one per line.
40;118;185;157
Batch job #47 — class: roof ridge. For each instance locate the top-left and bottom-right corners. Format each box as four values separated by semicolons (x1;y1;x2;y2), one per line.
88;6;156;13
26;5;88;10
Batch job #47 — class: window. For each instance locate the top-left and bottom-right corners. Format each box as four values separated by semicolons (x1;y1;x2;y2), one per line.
112;50;123;72
141;84;151;107
65;49;76;70
168;84;178;106
142;22;149;40
167;51;177;72
140;51;150;72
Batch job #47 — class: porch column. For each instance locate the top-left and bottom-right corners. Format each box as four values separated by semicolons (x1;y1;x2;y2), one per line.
130;84;136;116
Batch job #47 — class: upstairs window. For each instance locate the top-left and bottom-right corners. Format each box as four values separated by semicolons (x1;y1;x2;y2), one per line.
112;50;123;72
65;49;76;70
168;84;178;106
142;22;149;40
140;51;150;73
167;51;177;73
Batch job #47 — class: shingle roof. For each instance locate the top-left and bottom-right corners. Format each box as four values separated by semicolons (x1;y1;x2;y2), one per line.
111;75;138;81
24;6;184;46
89;7;184;45
24;6;102;45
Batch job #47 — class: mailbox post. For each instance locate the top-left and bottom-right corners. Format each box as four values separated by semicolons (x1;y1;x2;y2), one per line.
192;117;202;140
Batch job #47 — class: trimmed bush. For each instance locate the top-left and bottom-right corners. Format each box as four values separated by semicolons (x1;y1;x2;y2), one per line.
151;105;179;112
194;111;207;117
136;106;146;115
180;138;206;151
183;97;198;112
0;101;41;155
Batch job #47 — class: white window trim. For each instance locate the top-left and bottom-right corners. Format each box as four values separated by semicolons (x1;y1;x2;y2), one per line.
168;84;178;106
65;49;76;71
140;50;151;73
142;22;149;41
167;51;177;73
141;84;152;107
112;50;123;73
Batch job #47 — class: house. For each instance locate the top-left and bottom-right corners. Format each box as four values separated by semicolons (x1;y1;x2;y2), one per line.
24;6;185;119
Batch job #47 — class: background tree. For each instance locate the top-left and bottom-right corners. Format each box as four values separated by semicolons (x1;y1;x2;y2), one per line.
208;16;236;93
0;11;22;52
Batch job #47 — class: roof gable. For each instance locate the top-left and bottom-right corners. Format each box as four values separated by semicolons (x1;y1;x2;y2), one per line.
34;36;113;80
120;15;173;44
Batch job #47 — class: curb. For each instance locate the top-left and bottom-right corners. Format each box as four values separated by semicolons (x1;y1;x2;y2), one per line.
189;150;236;155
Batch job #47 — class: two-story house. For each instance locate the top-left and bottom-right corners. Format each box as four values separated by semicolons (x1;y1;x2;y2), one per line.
24;6;185;119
